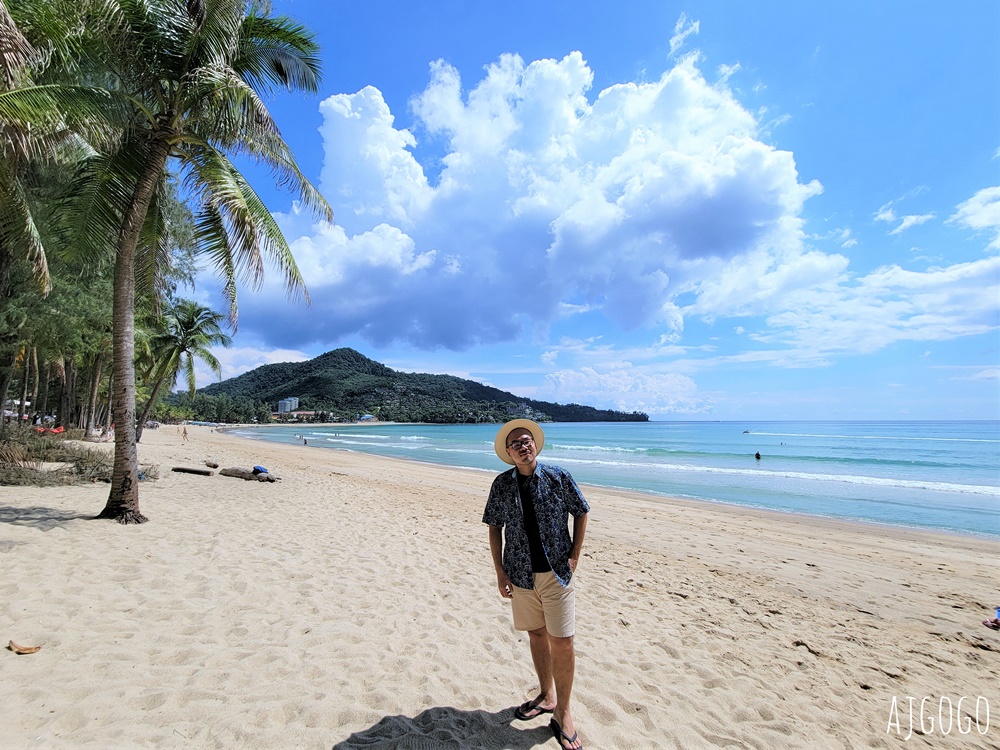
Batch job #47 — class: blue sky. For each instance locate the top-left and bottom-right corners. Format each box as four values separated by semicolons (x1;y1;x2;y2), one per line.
191;0;1000;420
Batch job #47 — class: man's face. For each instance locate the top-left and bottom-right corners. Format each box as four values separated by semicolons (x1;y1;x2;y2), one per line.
505;428;537;470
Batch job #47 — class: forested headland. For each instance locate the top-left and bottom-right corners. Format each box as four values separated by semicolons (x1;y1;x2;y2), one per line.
196;348;649;424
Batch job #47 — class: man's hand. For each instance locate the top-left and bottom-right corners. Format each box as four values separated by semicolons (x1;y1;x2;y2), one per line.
569;514;587;574
496;571;514;599
488;525;512;598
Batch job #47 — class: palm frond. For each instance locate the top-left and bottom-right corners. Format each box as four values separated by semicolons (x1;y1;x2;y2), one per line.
236;13;322;94
193;199;240;327
116;0;195;82
135;184;176;309
184;0;242;70
182;62;280;147
0;84;139;152
62;132;156;264
174;70;331;222
5;0;91;82
0;163;49;293
187;146;308;303
0;0;36;87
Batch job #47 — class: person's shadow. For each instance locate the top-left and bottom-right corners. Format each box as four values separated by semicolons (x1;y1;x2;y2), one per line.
332;706;554;749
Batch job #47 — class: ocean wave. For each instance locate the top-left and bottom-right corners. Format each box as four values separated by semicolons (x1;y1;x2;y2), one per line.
547;442;649;454
553;444;973;470
748;431;999;443
321;437;417;448
314;433;392;441
551;456;1000;497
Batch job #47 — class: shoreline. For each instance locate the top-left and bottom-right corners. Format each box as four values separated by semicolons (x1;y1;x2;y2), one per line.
223;422;1000;544
2;424;997;748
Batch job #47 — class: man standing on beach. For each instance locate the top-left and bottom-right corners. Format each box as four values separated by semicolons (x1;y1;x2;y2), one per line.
483;419;589;750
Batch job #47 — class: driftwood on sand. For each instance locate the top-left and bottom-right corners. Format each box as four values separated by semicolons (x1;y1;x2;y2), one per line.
219;467;279;482
171;467;215;476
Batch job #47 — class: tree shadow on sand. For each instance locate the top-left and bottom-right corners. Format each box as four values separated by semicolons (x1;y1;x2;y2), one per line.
0;504;95;531
332;706;555;750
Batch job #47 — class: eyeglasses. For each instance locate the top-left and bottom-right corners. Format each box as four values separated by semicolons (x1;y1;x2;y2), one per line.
507;437;534;450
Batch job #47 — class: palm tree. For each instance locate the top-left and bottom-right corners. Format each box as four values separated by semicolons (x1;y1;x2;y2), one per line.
135;300;231;443
2;0;331;522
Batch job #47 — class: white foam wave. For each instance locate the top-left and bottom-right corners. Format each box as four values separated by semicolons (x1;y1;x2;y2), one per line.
551;456;1000;497
317;434;393;442
547;443;649;454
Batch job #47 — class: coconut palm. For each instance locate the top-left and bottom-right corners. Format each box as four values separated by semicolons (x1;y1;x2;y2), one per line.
135;300;231;443
2;0;331;522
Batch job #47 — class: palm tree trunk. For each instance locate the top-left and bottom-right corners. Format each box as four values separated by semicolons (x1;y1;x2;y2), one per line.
17;347;28;426
40;360;50;422
135;374;166;444
103;370;113;433
29;346;38;422
58;356;74;428
85;351;103;435
98;136;171;523
0;349;15;438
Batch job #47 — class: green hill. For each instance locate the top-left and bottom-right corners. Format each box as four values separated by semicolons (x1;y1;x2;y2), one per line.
199;348;648;423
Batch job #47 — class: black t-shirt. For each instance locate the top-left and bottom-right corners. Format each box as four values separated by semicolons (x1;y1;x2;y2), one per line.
517;471;552;573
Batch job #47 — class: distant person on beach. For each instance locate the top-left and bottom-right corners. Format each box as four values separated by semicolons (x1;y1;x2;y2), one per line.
755;451;761;460
182;425;189;442
483;419;589;750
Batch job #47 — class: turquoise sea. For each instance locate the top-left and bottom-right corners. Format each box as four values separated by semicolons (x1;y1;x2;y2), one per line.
229;421;1000;539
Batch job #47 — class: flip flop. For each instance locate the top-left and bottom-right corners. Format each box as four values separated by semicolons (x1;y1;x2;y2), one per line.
514;697;553;720
549;717;583;749
983;619;1000;630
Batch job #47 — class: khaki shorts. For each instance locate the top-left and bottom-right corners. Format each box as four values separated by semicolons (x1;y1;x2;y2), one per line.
511;571;576;638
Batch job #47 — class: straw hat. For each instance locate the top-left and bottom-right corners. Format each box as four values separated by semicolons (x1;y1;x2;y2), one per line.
494;419;545;465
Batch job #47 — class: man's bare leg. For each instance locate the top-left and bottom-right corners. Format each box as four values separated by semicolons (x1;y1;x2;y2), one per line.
526;627;557;710
549;633;582;749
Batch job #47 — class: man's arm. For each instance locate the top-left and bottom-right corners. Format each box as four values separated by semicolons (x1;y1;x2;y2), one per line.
568;512;588;572
488;524;513;599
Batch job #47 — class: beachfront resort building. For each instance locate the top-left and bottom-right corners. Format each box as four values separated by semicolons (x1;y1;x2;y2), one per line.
277;397;300;413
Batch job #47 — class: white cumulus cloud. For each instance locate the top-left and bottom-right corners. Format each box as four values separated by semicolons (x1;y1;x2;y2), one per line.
235;46;827;353
214;36;998;415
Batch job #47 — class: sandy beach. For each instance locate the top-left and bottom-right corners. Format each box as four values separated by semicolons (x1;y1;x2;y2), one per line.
1;424;997;749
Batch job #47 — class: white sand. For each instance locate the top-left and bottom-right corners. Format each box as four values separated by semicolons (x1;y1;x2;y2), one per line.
1;424;998;749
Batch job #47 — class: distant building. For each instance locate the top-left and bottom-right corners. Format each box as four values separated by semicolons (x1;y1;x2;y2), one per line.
277;397;300;413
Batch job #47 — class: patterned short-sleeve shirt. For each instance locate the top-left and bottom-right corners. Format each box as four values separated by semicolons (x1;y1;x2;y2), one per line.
482;463;590;589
